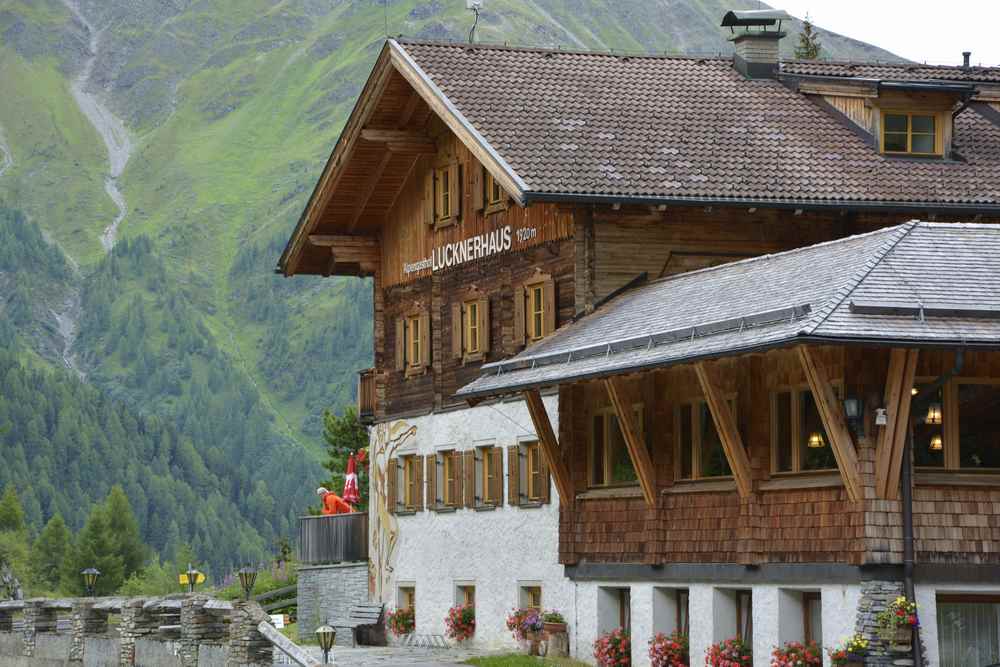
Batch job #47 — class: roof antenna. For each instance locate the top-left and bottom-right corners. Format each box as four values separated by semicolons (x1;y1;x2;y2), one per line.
467;0;483;43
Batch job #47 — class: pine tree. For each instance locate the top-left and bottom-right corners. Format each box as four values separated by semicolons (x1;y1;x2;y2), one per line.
103;486;148;580
795;14;822;60
31;514;71;592
0;485;26;532
60;505;124;596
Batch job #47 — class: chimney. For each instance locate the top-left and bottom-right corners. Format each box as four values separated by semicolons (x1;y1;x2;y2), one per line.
721;9;792;79
962;51;972;69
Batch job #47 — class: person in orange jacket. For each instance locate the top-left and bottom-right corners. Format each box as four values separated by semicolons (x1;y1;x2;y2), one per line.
317;487;352;515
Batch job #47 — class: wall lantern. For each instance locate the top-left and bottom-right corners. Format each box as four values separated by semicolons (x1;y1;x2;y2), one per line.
925;403;943;425
807;431;826;448
911;387;919;396
929;434;944;451
81;567;101;597
843;397;864;436
237;566;257;601
315;625;337;664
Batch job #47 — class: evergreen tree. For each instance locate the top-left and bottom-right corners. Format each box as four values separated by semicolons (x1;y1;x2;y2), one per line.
0;485;26;532
60;505;124;596
795;14;822;60
31;514;71;592
319;407;369;511
103;486;148;580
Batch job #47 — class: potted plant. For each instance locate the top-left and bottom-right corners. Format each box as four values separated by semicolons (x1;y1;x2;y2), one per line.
444;604;475;642
386;607;415;637
706;637;752;667
542;610;567;636
876;596;918;648
593;628;631;667
771;641;821;667
829;634;869;667
649;631;689;667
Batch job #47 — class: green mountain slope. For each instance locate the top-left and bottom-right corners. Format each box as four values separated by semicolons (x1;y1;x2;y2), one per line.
0;0;902;571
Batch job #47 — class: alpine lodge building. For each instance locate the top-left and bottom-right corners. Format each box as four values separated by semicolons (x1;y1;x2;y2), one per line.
279;11;1000;667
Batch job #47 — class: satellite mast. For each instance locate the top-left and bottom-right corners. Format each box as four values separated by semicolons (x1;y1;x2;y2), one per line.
467;0;483;43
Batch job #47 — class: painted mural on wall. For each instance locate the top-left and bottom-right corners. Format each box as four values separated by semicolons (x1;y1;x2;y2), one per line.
368;419;417;602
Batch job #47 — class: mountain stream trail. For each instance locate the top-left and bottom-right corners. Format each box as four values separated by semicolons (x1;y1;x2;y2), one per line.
61;0;132;254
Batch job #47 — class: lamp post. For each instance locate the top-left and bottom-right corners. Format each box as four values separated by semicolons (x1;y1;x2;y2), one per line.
185;563;202;593
237;566;257;601
80;568;100;597
315;625;336;665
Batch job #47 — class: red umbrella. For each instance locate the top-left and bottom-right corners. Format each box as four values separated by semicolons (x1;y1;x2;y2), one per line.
342;453;361;506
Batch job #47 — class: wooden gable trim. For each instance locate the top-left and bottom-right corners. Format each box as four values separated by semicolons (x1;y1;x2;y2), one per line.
388;40;527;206
797;346;863;502
693;362;753;498
876;348;919;499
522;389;573;507
604;377;657;507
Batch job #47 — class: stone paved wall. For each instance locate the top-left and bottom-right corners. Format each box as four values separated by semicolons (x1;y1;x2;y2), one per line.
853;580;929;666
298;561;370;640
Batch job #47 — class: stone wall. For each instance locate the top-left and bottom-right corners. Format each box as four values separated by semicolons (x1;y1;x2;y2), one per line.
298;561;370;639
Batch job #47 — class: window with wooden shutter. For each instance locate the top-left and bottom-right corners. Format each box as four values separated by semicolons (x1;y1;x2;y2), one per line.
402;455;416;510
474;446;502;507
418;312;431;368
455;296;490;363
451;302;463;360
423;169;434;226
472;164;485;212
539;451;551;504
449;162;461;222
463;450;475;508
442;451;456;507
542;276;556;337
518;274;556;346
424;454;436;510
413;455;424;511
513;286;526;346
489;446;503;505
507;445;520;506
476;297;490;355
484;170;507;215
387;458;398;514
394;319;405;371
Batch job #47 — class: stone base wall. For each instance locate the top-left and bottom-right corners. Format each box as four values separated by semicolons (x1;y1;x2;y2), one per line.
297;561;370;640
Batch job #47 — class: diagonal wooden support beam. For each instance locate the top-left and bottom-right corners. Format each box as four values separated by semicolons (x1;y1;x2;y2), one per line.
523;389;574;507
877;349;918;499
604;377;657;507
347;152;393;232
694;363;753;498
797;346;863;502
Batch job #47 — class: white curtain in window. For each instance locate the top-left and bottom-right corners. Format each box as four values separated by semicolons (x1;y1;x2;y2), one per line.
937;603;1000;667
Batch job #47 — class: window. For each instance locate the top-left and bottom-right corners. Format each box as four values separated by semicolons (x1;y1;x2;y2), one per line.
771;385;841;473
514;275;556;346
457;584;476;608
437;450;462;508
437;166;452;221
407;315;421;369
401;455;420;510
520;585;542;611
882;112;939;155
453;297;490;362
676;399;737;480
388;456;422;514
913;379;1000;471
475;445;502;507
598;587;631;636
590;405;645;487
466;301;480;354
653;588;690;637
914;381;946;468
511;441;549;506
736;590;752;643
398;585;416;612
936;594;1000;667
525;442;544;501
803;592;822;645
425;162;461;228
396;312;430;375
528;284;545;341
486;171;505;211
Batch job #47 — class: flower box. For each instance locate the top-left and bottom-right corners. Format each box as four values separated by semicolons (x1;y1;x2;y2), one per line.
543;621;567;636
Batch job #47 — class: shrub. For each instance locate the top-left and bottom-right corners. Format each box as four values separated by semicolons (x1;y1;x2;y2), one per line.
445;604;476;641
706;637;752;667
386;607;414;636
771;641;821;667
649;631;689;667
593;628;631;667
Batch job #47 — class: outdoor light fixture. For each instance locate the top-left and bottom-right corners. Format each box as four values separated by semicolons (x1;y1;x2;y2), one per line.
925;402;943;425
911;387;919;396
237;566;258;601
930;434;944;451
185;563;202;593
843;397;864;436
81;567;101;597
315;625;336;664
807;431;826;448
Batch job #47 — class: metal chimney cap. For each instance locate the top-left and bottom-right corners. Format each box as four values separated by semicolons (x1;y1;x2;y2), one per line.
721;9;793;28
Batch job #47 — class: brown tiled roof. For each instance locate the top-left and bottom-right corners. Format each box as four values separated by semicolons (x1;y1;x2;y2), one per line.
781;60;1000;83
399;40;1000;209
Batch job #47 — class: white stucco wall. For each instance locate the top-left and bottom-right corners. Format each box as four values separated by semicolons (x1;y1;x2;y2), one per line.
915;581;1000;667
370;396;576;651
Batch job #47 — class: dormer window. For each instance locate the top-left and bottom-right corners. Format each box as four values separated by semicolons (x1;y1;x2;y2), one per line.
881;112;940;156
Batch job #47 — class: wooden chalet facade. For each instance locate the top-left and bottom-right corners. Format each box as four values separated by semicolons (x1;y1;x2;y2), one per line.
280;16;1000;666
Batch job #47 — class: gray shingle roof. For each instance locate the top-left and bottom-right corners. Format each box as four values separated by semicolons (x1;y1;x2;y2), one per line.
781;60;1000;83
457;222;1000;399
399;41;1000;209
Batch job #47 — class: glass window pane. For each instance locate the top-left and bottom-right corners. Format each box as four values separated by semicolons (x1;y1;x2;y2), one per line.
911;133;935;154
801;391;837;470
700;403;732;478
592;415;605;486
885;114;908;132
937;602;1000;667
884;132;908;152
808;595;823;645
609;414;638;483
959;384;1000;469
679;406;693;479
911;115;935;134
914;384;945;467
775;392;793;472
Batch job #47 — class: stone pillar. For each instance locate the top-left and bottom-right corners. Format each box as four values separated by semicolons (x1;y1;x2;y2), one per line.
22;599;57;657
119;598;158;666
70;599;109;663
227;601;273;667
181;595;228;667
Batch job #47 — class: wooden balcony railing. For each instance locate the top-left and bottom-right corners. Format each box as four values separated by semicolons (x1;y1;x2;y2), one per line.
357;368;375;423
298;513;368;565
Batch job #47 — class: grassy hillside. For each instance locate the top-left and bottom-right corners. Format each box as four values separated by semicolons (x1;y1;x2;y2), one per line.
0;0;902;567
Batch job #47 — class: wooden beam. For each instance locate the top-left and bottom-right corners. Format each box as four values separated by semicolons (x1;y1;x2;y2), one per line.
694;363;754;498
307;235;379;249
604;377;657;507
797;346;863;502
360;128;430;143
385;141;437;154
397;89;422;128
347;152;392;232
522;389;574;507
876;349;918;499
384;154;420;217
